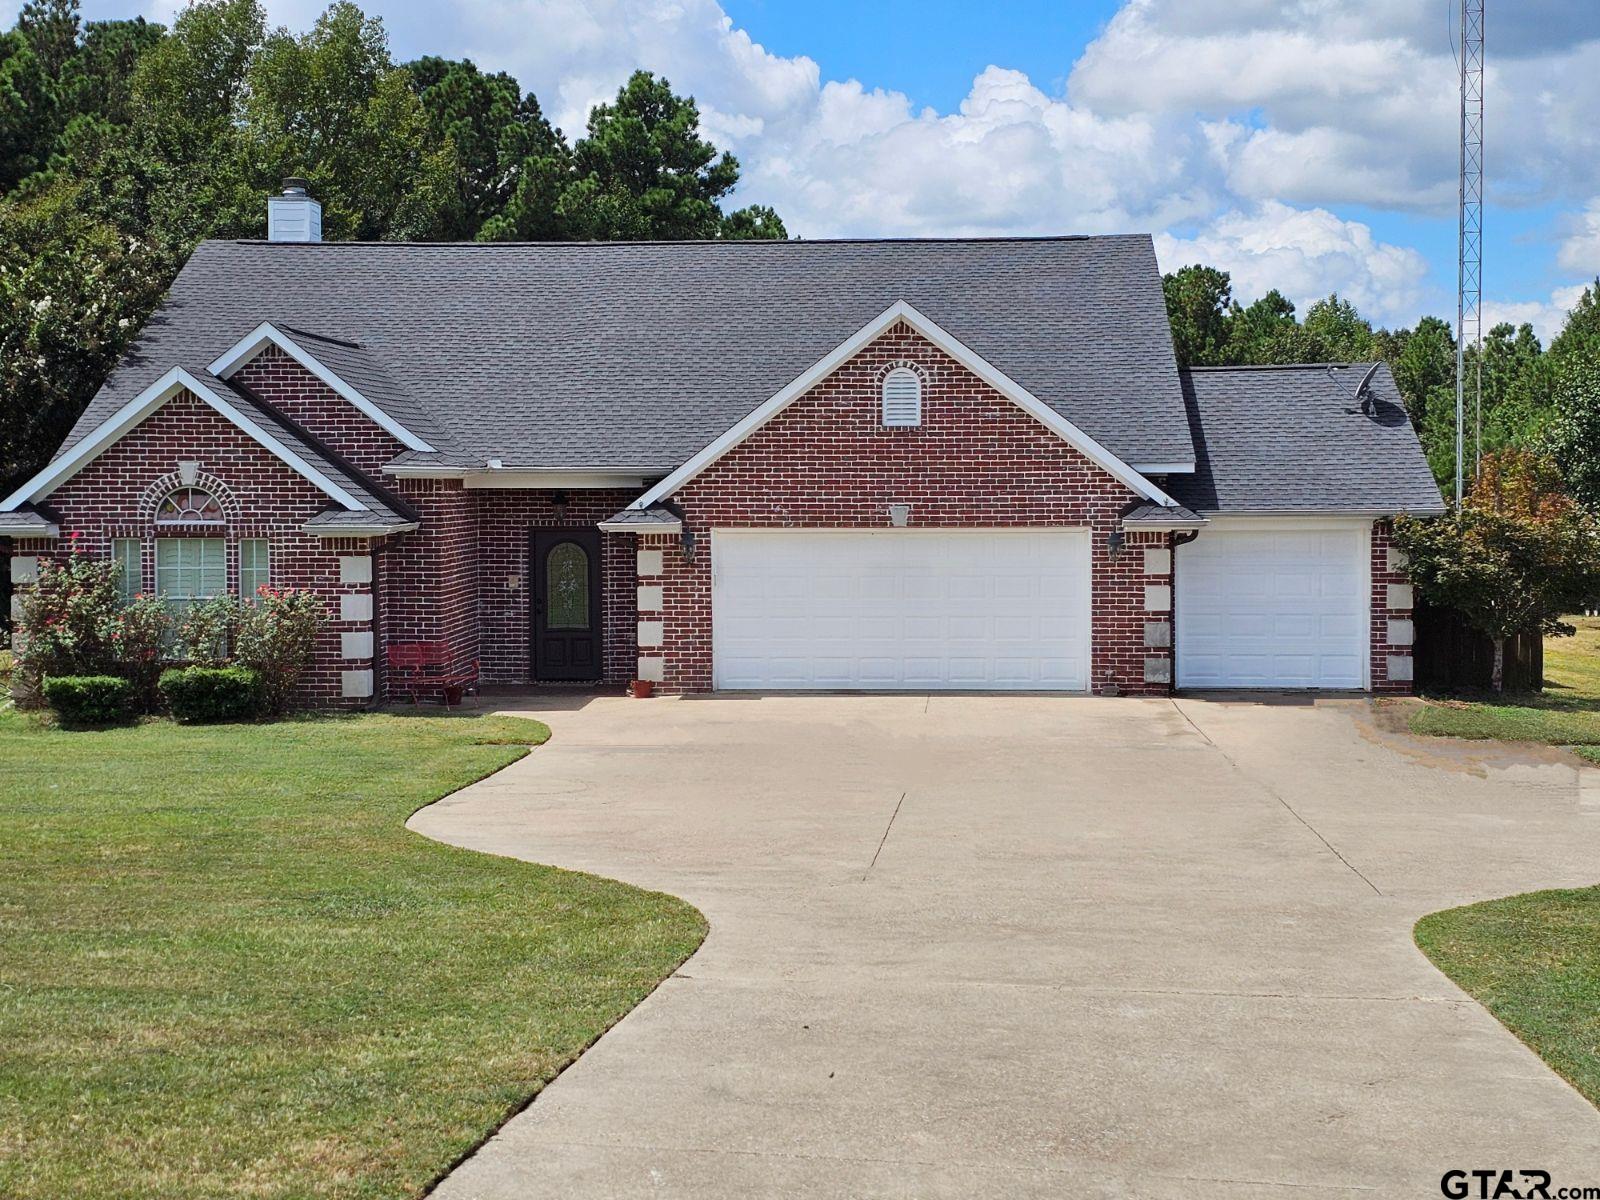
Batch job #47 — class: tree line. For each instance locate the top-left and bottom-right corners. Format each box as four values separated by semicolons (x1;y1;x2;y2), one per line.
1162;264;1600;507
0;0;784;492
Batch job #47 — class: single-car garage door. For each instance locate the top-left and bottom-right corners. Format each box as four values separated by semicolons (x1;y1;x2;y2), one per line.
712;529;1091;691
1176;523;1369;689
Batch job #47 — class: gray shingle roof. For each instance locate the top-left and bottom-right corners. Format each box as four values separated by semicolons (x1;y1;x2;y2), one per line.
60;236;1194;472
1165;364;1446;516
1122;502;1206;527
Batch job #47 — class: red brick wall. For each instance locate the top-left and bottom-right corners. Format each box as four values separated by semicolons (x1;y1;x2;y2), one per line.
1370;519;1416;694
384;478;478;688
16;390;374;705
477;489;638;685
232;345;406;477
647;322;1169;694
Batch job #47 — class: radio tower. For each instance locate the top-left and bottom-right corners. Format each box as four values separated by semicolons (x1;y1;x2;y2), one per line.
1455;0;1484;504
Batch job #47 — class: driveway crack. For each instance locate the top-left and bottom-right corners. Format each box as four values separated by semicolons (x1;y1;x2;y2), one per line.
1173;700;1383;897
863;791;907;881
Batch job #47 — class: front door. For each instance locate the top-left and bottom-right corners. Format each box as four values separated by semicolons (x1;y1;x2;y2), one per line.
531;529;602;681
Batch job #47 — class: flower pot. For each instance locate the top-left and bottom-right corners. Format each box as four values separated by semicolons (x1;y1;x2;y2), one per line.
630;679;655;699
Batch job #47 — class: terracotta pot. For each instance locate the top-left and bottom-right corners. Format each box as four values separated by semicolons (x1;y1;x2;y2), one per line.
630;679;656;699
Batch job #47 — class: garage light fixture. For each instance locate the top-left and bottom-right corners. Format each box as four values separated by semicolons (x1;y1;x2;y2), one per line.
1107;530;1126;560
680;527;697;564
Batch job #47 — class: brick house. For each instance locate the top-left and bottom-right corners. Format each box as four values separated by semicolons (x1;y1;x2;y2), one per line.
1;184;1444;703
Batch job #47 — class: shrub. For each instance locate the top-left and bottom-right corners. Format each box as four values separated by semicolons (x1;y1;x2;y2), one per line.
41;675;136;727
111;593;172;712
159;666;265;723
14;552;124;704
174;595;242;666
235;588;325;713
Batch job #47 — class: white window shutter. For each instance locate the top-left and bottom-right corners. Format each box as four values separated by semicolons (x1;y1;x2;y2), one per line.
881;368;922;427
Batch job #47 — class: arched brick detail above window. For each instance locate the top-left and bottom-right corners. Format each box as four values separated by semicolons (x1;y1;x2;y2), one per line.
136;469;243;525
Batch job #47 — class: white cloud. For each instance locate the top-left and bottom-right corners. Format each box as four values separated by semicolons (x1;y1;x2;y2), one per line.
1484;283;1590;344
1557;199;1600;275
1154;202;1429;327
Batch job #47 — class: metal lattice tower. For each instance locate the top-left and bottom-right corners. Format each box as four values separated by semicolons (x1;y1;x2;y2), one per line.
1455;0;1484;504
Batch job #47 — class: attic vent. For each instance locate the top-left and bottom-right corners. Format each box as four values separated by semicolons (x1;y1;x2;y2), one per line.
881;367;922;427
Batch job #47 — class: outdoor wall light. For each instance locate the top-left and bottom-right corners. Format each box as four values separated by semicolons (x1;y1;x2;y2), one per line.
550;490;569;522
681;527;697;564
1107;530;1126;560
888;503;911;527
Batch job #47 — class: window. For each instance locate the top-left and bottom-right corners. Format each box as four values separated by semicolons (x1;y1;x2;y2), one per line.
545;541;590;630
881;367;922;427
240;539;270;603
155;487;224;524
156;539;225;621
112;539;141;604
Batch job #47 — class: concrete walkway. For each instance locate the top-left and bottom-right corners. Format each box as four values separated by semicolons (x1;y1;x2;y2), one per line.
411;695;1600;1198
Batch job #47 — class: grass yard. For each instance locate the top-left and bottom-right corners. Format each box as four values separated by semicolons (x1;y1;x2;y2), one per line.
0;707;706;1199
1407;615;1600;762
1417;888;1600;1109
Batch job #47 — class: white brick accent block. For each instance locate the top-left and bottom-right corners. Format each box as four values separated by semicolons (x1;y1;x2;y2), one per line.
1142;548;1171;575
339;555;373;585
1387;619;1415;647
1386;583;1413;611
10;555;39;584
1386;545;1409;571
339;592;373;622
341;631;374;659
636;620;664;648
1143;584;1172;613
636;549;664;577
1386;655;1414;683
341;669;374;699
637;585;664;612
636;656;665;683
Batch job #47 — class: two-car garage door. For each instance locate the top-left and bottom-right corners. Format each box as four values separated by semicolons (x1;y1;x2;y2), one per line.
1175;524;1369;689
712;529;1091;690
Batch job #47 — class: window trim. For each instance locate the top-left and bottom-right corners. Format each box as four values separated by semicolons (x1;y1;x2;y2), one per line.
239;538;270;603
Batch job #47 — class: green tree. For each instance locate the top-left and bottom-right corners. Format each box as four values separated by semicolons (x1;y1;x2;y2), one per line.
1301;294;1375;362
718;201;786;240
559;70;742;241
406;55;564;240
1551;279;1600;365
1389;315;1454;427
1161;264;1232;366
241;2;455;240
1393;451;1600;692
1224;288;1296;364
1547;346;1600;512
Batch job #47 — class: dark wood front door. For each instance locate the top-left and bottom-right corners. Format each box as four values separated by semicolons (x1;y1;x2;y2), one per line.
531;529;602;681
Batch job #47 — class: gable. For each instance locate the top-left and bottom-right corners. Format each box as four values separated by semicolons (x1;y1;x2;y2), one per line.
635;302;1178;511
229;344;407;476
0;368;368;515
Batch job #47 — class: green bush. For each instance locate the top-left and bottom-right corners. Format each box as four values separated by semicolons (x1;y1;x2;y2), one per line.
235;589;325;713
41;675;136;727
159;666;265;723
173;595;241;666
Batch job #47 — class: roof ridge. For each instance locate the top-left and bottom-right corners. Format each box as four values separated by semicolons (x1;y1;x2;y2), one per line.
278;323;362;350
219;233;1147;248
1184;362;1378;372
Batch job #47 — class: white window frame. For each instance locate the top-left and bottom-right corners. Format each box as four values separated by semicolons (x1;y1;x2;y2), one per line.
155;538;227;621
239;538;270;603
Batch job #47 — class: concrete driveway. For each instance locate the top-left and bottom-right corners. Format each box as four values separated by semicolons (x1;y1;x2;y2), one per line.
412;695;1600;1198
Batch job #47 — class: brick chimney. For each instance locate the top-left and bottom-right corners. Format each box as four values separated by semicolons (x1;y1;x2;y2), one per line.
268;178;322;243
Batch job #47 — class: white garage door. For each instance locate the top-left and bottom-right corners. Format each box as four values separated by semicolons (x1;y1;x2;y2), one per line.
712;529;1091;691
1176;524;1369;689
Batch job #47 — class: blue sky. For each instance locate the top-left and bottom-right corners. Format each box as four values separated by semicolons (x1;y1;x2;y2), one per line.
25;0;1600;338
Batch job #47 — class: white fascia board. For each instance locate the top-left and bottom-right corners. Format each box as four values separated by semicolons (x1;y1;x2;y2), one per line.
462;470;652;489
208;322;435;453
633;300;1176;510
597;517;683;534
1131;462;1195;474
304;521;419;538
0;367;369;513
1122;517;1210;530
0;520;59;538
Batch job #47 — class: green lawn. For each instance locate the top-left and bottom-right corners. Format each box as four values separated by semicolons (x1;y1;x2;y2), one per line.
1407;615;1600;762
0;707;705;1199
1417;888;1600;1109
